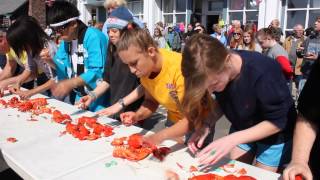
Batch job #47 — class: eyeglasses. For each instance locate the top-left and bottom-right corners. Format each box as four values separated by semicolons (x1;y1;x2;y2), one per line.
51;23;70;34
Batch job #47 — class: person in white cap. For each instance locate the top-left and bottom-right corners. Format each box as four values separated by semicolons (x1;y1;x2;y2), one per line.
48;1;109;112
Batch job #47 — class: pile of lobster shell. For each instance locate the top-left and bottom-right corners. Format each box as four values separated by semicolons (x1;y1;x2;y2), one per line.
111;133;170;161
0;97;51;115
64;116;114;141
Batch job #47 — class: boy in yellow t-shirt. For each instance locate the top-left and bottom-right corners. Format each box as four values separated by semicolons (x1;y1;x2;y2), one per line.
116;29;185;129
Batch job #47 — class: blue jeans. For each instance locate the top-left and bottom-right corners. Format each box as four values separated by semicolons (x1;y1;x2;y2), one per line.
297;79;307;97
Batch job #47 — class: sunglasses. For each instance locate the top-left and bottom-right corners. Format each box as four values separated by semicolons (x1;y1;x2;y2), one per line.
233;33;241;36
51;23;70;34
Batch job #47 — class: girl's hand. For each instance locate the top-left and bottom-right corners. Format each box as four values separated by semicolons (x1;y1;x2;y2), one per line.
187;127;210;154
196;134;237;167
16;90;33;100
120;111;138;126
76;95;93;109
283;162;313;180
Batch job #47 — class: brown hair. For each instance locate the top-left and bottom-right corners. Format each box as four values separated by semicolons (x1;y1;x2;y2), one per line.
116;28;158;53
212;24;220;32
181;34;228;131
153;27;163;38
243;29;256;51
256;27;278;40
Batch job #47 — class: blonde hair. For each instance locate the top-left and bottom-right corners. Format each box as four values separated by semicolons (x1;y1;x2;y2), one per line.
230;28;243;49
103;0;127;9
117;28;158;53
181;34;228;131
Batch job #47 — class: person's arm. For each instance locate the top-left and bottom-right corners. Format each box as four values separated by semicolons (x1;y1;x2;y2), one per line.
121;85;144;106
96;85;144;116
196;119;282;166
15;79;55;99
146;100;224;145
79;30;108;94
0;58;17;81
76;81;109;109
132;90;159;121
275;56;294;79
291;115;317;164
283;114;316;180
144;117;189;145
120;90;159;126
51;76;86;98
230;120;281;144
91;81;109;98
0;69;34;89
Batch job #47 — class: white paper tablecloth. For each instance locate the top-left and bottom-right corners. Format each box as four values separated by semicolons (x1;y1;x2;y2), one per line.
0;93;281;180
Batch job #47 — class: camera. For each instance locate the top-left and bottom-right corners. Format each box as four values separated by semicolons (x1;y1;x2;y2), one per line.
305;27;318;38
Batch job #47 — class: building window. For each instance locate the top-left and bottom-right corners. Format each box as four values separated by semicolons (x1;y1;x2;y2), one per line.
195;0;202;13
208;0;224;12
162;0;187;26
227;0;258;25
127;0;143;20
285;0;320;34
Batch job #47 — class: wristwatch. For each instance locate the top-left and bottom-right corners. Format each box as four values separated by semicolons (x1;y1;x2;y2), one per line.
117;98;126;110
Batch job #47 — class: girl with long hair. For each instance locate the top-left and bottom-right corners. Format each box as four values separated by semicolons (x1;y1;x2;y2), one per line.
243;29;261;52
146;34;296;172
229;28;244;50
0;16;57;99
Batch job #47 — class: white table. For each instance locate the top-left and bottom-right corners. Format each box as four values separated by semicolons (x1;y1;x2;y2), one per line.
0;93;281;180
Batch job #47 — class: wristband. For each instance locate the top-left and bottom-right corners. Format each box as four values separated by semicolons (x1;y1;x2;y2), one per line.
117;98;126;110
88;91;97;101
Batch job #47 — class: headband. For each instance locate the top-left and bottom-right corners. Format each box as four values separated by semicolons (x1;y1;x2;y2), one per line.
50;17;79;27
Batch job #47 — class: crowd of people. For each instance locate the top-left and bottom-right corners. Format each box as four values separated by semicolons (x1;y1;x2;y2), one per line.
0;0;319;179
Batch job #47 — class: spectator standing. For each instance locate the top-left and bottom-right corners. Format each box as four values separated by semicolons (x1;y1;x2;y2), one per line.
165;26;181;52
210;24;227;46
283;24;305;96
257;27;293;80
229;28;244;50
227;20;241;44
153;27;166;49
194;25;206;34
243;29;261;52
155;21;165;35
296;16;320;94
270;19;284;44
183;24;194;42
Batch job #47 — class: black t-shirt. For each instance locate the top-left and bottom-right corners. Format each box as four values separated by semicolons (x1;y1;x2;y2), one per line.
297;59;320;177
215;50;296;144
104;47;143;119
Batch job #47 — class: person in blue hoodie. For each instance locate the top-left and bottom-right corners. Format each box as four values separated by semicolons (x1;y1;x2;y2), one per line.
48;1;109;112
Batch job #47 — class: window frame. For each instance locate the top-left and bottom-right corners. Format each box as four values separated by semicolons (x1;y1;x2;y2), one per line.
127;0;144;20
162;0;187;27
226;0;259;25
284;0;320;34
